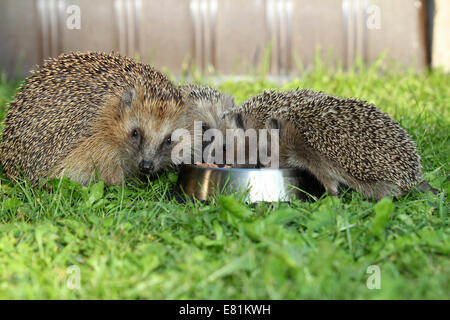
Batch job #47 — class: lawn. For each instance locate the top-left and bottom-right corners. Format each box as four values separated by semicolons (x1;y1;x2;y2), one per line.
0;58;448;299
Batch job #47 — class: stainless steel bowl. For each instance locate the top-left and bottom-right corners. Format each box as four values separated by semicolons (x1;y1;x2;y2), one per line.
175;164;324;202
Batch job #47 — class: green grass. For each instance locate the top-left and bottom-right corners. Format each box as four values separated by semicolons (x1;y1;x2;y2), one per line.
0;59;448;299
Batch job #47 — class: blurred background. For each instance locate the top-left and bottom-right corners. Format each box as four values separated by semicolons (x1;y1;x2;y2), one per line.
0;0;449;79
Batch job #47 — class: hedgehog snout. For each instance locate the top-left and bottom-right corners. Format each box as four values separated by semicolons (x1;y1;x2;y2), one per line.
139;160;154;174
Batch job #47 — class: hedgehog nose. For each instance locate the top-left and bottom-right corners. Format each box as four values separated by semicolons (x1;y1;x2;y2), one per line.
139;160;154;174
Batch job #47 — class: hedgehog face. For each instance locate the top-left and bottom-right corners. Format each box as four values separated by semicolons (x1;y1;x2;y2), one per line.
122;120;174;176
182;87;235;133
114;88;184;178
191;107;242;164
181;85;238;164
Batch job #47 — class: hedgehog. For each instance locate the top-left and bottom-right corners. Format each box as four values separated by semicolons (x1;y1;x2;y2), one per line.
179;84;240;164
0;51;185;186
229;89;437;200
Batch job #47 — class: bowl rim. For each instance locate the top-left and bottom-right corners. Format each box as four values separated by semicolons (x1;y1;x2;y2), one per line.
180;164;303;174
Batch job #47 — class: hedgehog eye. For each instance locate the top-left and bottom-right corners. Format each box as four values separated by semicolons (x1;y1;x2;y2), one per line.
161;134;172;149
131;129;140;139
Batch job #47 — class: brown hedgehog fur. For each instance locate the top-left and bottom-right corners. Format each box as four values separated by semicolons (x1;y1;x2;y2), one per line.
231;89;432;200
0;51;185;186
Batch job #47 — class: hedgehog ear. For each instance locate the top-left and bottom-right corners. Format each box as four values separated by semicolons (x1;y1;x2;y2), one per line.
120;88;137;111
231;112;246;129
267;118;281;131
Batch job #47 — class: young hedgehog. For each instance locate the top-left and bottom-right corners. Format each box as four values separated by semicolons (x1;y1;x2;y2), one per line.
179;84;239;164
0;51;185;186
230;89;437;200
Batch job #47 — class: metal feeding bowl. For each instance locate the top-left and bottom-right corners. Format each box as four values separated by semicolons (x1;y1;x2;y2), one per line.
175;164;324;202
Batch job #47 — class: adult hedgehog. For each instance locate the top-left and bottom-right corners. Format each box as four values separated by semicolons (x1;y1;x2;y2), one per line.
0;52;185;186
231;89;437;200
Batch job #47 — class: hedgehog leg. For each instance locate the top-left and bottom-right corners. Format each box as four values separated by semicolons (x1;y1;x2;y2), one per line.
351;180;405;201
308;170;340;197
321;179;340;197
59;162;124;186
374;182;406;200
416;181;439;195
103;170;125;186
286;150;340;197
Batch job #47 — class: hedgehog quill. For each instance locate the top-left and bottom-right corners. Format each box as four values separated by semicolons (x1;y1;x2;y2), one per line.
0;52;185;186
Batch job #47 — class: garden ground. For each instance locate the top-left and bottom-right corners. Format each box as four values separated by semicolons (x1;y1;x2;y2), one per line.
0;58;448;299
